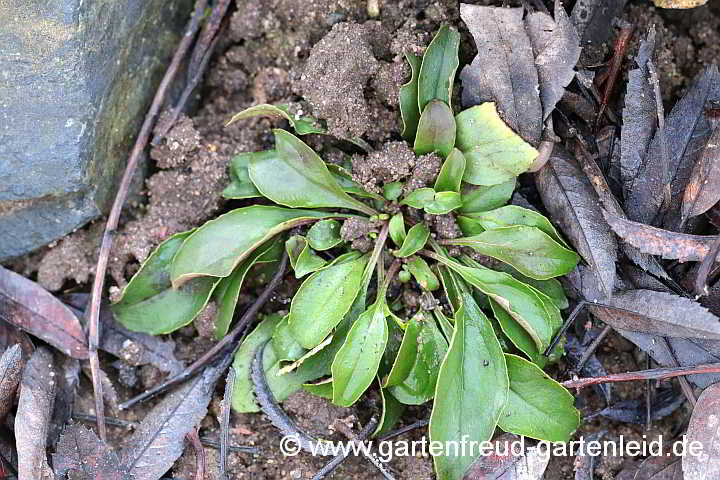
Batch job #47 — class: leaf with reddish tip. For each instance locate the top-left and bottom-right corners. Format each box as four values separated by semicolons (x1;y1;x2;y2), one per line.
414;100;456;158
0;266;88;359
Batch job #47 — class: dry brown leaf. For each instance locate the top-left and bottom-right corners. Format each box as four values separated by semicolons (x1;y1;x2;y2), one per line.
681;125;720;223
683;382;720;479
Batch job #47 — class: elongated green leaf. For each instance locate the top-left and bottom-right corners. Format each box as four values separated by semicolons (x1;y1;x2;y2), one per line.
460;180;515;214
226;104;326;135
289;254;368;349
434;148;466;192
285;235;326;278
453;224;574;276
489;298;542;365
213;238;283;339
400;188;435;209
383;315;422;387
425;191;463;215
465;205;570;248
406;256;440;291
171;206;331;286
446;226;579;280
232;315;310;413
389;213;406;247
375;386;405;437
456;104;538;186
434;308;455;342
222;153;263;199
248;130;376;215
112;231;218;334
400;53;422;142
430;294;508;480
498;354;580;442
272;315;305;362
389;313;448;405
306;220;343;251
414;100;456;158
429;254;562;352
394;223;430;258
418;25;461;111
436;265;465;314
331;298;388;407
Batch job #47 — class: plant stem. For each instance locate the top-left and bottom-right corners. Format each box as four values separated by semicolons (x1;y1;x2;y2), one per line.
363;222;390;286
86;0;209;440
563;363;720;389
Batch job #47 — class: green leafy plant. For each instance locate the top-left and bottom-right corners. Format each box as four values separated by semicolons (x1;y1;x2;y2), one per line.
112;24;581;480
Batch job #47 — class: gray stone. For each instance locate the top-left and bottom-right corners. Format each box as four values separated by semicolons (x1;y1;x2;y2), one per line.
0;0;192;260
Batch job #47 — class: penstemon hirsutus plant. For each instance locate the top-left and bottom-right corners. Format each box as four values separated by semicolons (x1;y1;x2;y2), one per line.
112;25;581;480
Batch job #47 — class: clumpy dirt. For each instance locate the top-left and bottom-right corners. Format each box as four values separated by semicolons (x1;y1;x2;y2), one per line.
8;1;720;479
340;217;381;253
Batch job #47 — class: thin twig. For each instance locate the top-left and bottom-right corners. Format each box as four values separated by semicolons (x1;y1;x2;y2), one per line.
645;354;652;430
596;23;634;126
333;419;395;480
311;418;380;480
563;363;720;389
72;412;138;429
659;336;697;407
219;367;235;478
85;0;209;440
119;253;289;410
377;419;429;441
574;324;612;372
187;427;206;480
544;301;588;356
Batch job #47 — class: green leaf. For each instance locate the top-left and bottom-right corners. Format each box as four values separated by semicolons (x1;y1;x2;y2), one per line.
272;315;306;362
399;53;422;142
433;308;454;342
302;379;334;399
286;235;327;278
331;298;388;407
406;256;440;291
307;219;343;251
445;226;580;280
394;222;430;258
498;354;580;442
430;294;508;480
400;188;435;209
213;238;283;339
375;386;405;437
248;129;376;215
289;254;368;349
388;313;448;405
434;148;466;192
383;181;404;201
383;315;422;388
465;205;570;248
459;180;516;214
429;254;562;352
489;298;542;366
456;216;485;236
112;231;218;334
456;103;538;186
170;206;332;286
424;191;463;215
222;153;263;199
232;315;309;413
414;100;456;158
389;212;407;247
226;103;326;135
436;265;464;314
418;25;460;111
379;314;405;379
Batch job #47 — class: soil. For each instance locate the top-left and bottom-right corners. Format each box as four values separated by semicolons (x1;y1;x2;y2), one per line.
4;1;720;479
